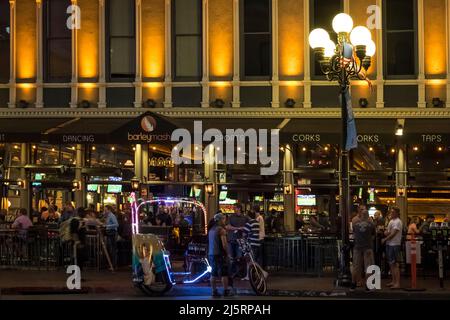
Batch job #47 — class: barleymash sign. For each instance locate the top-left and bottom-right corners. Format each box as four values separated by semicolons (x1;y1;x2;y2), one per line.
45;112;177;145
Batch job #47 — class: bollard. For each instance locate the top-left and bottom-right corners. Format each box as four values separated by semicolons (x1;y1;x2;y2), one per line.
404;233;425;291
410;234;417;289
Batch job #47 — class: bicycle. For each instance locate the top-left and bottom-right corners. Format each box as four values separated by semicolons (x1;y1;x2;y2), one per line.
235;236;268;296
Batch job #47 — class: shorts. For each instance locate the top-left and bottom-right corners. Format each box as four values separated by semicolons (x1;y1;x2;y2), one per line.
208;255;229;278
386;245;402;265
353;248;374;275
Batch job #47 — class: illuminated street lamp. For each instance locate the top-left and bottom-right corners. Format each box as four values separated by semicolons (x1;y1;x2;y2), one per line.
131;176;140;191
309;13;375;287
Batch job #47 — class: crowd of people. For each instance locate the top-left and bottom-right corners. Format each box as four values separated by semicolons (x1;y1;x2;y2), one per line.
0;202;133;270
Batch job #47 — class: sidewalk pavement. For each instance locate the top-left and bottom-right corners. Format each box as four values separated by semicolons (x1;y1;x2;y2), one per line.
1;268;449;299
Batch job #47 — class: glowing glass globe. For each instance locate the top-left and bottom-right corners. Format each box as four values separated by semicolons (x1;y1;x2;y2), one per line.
350;26;372;46
332;13;353;33
324;40;336;58
365;39;376;57
308;28;330;49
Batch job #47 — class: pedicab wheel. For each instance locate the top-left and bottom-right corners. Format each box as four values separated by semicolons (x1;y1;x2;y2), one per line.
137;271;173;296
249;264;267;296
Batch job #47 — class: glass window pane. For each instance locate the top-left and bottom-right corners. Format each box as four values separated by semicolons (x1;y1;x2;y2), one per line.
313;0;341;32
386;0;414;30
175;0;201;35
244;0;270;33
386;32;415;75
176;36;201;77
110;0;134;36
244;34;271;77
48;0;71;38
110;38;134;77
48;39;71;79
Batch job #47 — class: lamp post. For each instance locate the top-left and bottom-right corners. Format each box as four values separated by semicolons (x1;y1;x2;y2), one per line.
309;13;375;287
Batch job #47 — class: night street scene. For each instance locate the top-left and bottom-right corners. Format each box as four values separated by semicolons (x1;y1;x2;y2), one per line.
1;0;450;313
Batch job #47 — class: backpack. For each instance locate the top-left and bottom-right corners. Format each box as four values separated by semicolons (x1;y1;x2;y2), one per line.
59;217;76;242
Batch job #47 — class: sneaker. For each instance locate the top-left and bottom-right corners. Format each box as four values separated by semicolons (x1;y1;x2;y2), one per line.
349;282;356;292
224;289;234;297
212;289;221;298
241;276;250;281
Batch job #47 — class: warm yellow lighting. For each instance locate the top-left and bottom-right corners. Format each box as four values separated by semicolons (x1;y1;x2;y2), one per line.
438;146;443;152
71;146;75;150
152;146;156;150
92;146;96;151
210;81;232;88
51;148;55;152
302;147;307;152
142;0;165;78
32;145;36;149
133;147;136;151
78;0;99;78
369;147;374;152
17;83;34;89
413;146;419;151
16;0;36;79
324;146;329;151
391;148;396;153
281;81;303;87
79;83;96;89
111;146;115;151
143;82;164;88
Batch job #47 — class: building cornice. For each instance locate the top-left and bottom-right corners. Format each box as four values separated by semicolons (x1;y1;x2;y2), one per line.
1;107;450;119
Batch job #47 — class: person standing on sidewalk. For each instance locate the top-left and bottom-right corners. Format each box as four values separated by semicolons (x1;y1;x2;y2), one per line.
254;205;265;266
208;213;232;297
350;208;375;291
242;210;262;280
382;207;403;289
226;203;249;289
70;208;88;272
104;205;119;268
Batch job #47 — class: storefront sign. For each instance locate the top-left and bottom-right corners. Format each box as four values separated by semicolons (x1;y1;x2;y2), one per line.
403;134;450;144
285;133;394;145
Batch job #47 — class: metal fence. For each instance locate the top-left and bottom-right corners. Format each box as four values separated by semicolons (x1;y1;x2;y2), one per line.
0;227;119;271
263;234;339;276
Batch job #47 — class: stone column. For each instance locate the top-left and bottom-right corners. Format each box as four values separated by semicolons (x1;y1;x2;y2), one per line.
396;144;408;223
204;146;216;221
201;0;210;108
74;144;85;208
271;0;279;108
134;144;143;181
35;0;43;108
8;0;16;108
134;0;143;108
70;0;79;108
98;0;106;108
142;145;148;182
283;145;295;231
164;0;172;108
20;143;30;213
231;0;240;108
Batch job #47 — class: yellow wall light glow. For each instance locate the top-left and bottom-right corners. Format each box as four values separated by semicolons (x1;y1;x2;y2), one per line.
78;0;99;78
16;0;36;79
209;0;233;78
142;0;165;78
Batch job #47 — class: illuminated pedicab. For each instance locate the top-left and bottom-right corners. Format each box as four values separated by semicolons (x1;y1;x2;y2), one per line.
130;193;211;295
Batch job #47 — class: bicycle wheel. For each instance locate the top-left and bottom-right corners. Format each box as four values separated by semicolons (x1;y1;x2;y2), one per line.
138;270;173;296
249;264;267;296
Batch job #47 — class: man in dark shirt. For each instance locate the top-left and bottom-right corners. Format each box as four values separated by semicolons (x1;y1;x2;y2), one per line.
226;204;249;289
351;208;375;291
70;207;88;271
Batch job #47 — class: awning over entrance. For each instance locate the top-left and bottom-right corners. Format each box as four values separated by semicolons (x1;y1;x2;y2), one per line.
0;112;179;144
281;118;399;145
402;119;450;144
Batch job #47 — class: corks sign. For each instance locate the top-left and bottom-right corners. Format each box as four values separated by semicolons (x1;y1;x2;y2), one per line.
285;133;395;145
